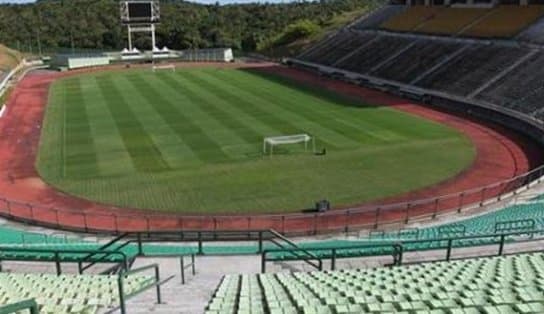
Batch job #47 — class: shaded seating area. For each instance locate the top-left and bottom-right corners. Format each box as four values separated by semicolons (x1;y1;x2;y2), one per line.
380;6;441;32
334;35;412;74
416;8;490;35
475;52;544;118
416;45;530;96
370;40;462;83
462;5;544;38
378;5;544;38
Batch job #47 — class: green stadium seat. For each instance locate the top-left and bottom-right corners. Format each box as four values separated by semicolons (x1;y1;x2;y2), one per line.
207;253;544;314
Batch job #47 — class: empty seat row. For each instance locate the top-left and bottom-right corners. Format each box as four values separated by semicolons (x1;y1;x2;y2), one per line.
206;252;544;314
0;272;154;314
377;5;544;38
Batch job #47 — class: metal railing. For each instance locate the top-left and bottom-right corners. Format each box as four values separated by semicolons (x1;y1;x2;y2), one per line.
0;160;542;235
261;228;544;272
0;247;129;275
262;243;402;272
180;254;196;284
117;263;162;314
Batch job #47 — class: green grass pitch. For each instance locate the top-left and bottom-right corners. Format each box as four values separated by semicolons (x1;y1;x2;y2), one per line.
36;67;475;214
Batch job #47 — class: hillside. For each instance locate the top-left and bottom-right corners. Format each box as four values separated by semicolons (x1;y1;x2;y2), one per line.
258;8;372;58
0;44;21;72
0;0;382;57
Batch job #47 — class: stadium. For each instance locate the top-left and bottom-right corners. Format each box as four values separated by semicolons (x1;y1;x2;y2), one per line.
1;0;544;313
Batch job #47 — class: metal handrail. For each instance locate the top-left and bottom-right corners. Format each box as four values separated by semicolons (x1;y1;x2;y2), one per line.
0;247;129;275
117;263;162;314
80;233;130;273
260;228;544;272
267;229;322;270
262;242;403;272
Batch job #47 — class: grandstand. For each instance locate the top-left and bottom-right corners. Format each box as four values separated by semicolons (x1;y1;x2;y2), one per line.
415;8;490;35
5;1;544;314
377;5;544;38
463;6;544;38
380;6;441;32
207;252;544;313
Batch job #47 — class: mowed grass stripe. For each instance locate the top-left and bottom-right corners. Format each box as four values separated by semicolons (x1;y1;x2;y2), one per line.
154;72;262;145
243;70;449;141
149;73;255;158
62;77;100;178
207;69;389;146
169;73;281;139
38;68;475;214
96;76;170;172
188;70;348;149
224;69;405;141
223;70;390;140
191;71;359;148
175;70;339;149
79;77;137;176
128;73;230;163
38;83;66;179
115;75;200;169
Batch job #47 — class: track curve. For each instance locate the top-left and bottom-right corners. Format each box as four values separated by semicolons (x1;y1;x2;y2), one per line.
0;63;541;234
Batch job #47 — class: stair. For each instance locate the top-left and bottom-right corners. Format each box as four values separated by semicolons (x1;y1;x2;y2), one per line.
124;255;262;314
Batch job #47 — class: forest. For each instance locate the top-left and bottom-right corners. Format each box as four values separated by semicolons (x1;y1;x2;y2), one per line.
0;0;380;54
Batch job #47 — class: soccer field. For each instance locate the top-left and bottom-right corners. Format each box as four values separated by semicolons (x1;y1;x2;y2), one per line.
37;67;475;214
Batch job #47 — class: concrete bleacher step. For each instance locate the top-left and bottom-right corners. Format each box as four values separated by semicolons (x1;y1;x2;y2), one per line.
468;49;538;99
368;39;419;74
410;45;471;85
332;35;379;67
456;9;497;36
124;255;262;314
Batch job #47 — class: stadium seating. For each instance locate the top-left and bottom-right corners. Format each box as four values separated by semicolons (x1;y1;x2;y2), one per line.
2;198;544;259
417;45;530;96
380;6;441;32
0;272;154;314
462;6;544;38
334;35;412;74
475;52;544;118
300;31;372;66
352;5;407;30
370;40;462;83
372;202;544;242
206;252;544;313
379;5;544;38
416;8;490;35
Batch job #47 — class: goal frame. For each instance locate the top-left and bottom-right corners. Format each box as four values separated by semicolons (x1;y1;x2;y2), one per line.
151;64;176;72
263;134;315;156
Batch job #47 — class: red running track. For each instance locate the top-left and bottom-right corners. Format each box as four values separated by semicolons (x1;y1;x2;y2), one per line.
0;63;542;234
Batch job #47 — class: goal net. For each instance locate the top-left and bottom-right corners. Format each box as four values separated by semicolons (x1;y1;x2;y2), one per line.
263;134;315;156
152;64;176;72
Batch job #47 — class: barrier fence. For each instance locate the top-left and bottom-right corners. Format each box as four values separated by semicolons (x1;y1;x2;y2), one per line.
0;161;542;235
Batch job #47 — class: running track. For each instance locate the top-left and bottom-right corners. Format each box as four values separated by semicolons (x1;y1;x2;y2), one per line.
0;63;541;234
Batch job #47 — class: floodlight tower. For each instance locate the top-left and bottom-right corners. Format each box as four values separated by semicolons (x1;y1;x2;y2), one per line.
120;0;160;51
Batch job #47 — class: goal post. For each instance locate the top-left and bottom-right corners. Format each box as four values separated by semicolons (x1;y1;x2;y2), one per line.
263;134;315;156
151;64;176;72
